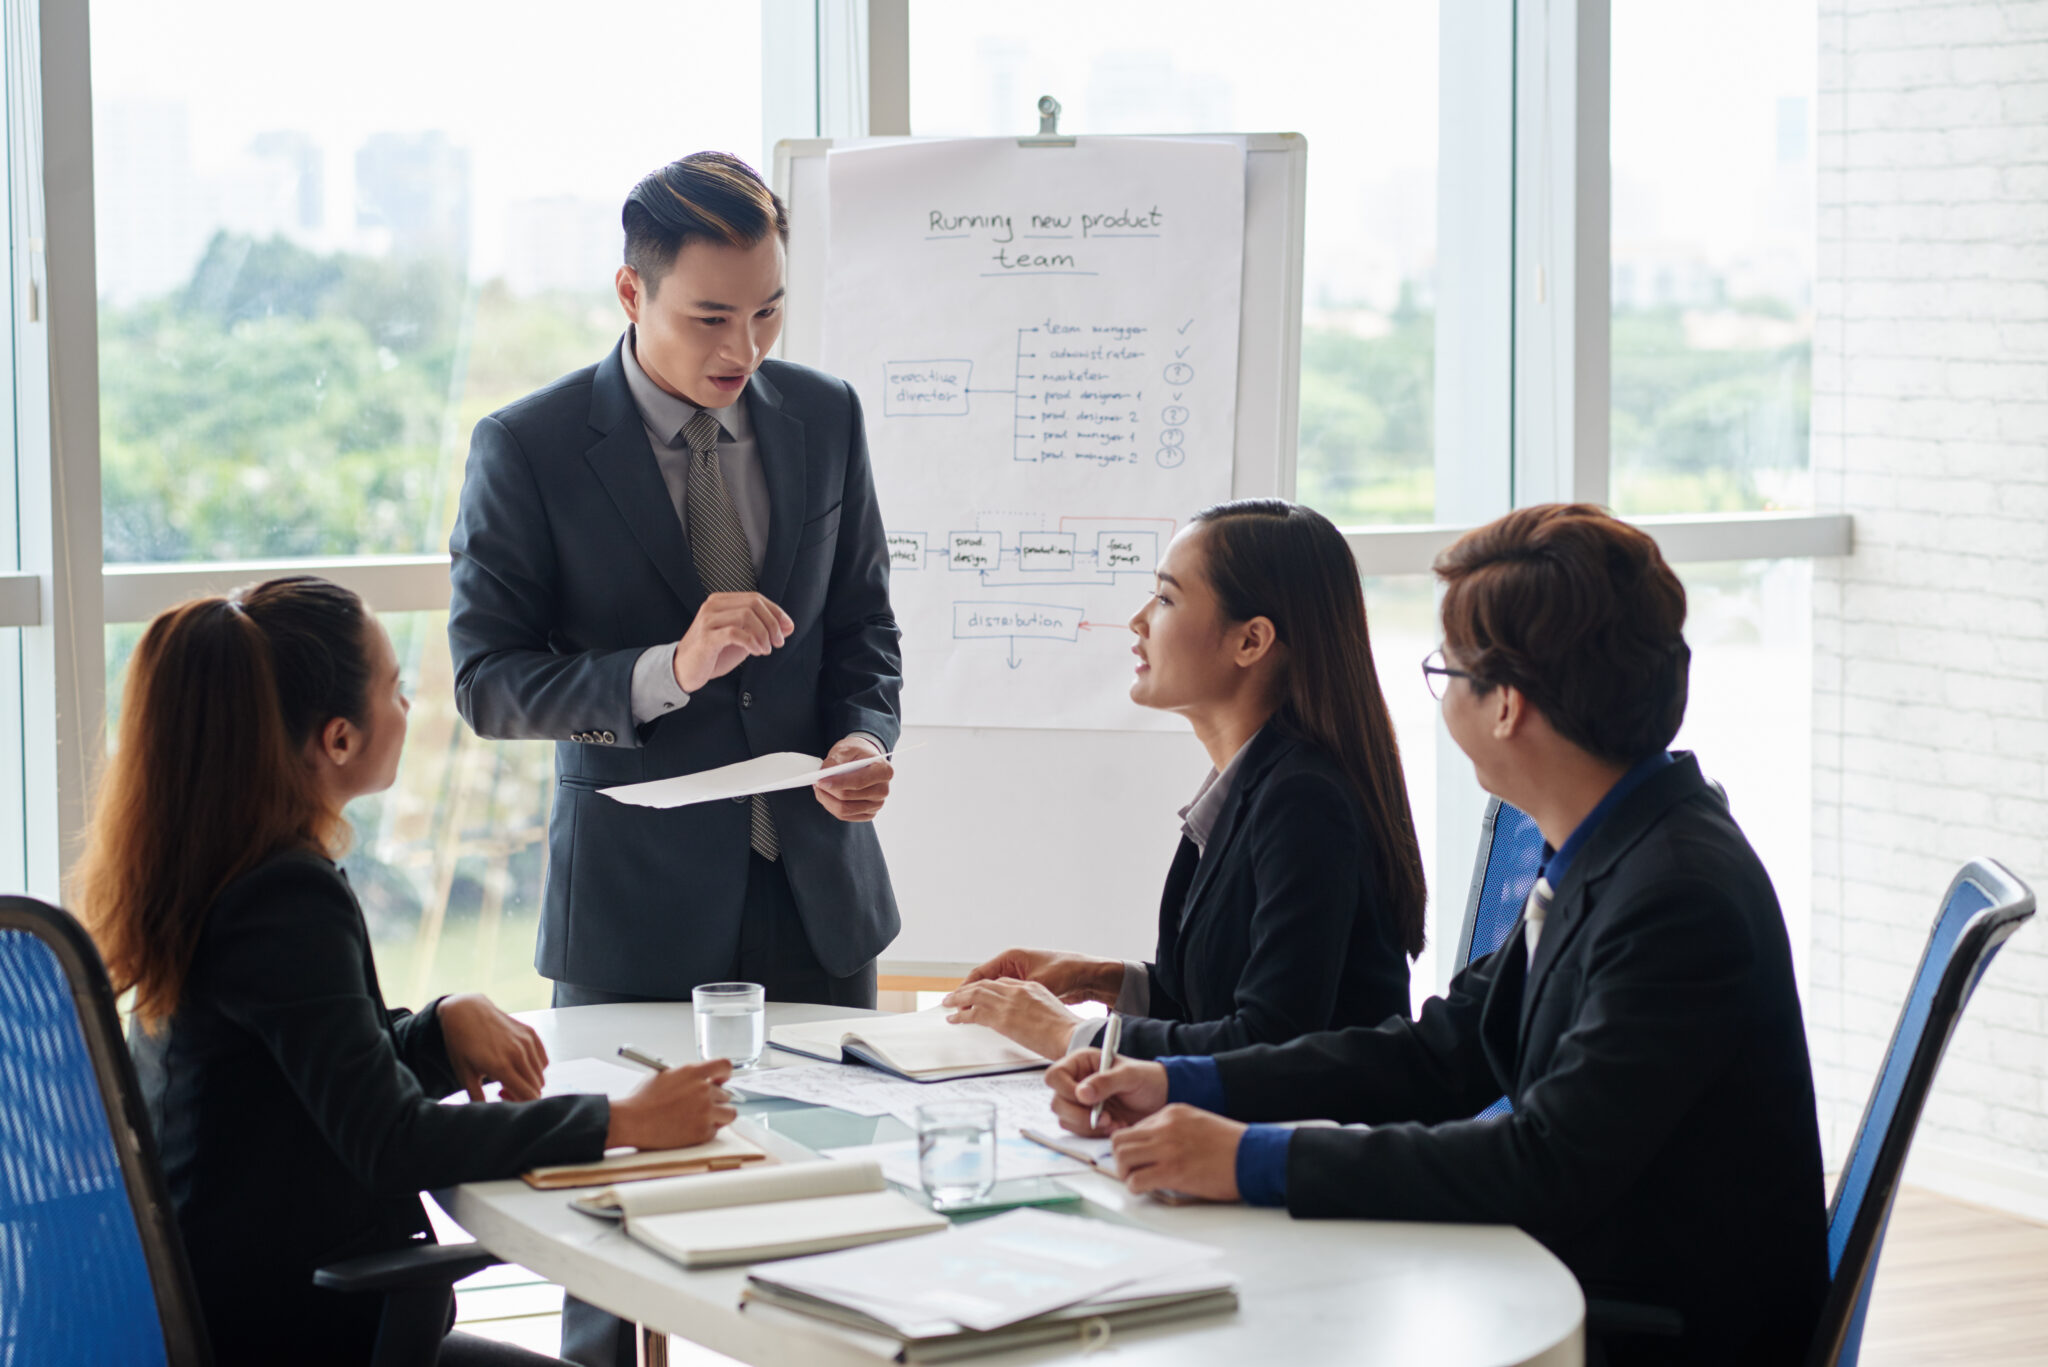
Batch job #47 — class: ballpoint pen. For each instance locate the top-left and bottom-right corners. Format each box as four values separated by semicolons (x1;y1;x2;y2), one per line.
617;1044;669;1072
1090;1012;1122;1131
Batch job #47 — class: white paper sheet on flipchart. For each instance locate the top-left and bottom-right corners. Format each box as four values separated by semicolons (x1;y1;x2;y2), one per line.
450;1056;646;1105
599;750;890;809
821;137;1246;730
733;1063;1064;1137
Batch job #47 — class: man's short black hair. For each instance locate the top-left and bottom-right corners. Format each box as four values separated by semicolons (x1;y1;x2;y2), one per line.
622;151;788;296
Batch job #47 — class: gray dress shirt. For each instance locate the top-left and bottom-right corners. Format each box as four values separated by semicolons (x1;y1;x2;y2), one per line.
1068;727;1266;1054
620;327;772;723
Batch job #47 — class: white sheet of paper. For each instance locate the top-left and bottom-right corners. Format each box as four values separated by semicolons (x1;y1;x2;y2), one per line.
599;750;887;809
755;1207;1222;1333
456;1055;647;1105
819;1136;1089;1188
732;1063;1063;1137
821;136;1246;730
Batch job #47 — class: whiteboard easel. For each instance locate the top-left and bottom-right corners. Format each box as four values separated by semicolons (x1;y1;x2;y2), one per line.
775;134;1307;974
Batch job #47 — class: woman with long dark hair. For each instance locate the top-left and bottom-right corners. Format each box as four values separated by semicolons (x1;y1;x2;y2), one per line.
75;577;734;1367
944;499;1426;1059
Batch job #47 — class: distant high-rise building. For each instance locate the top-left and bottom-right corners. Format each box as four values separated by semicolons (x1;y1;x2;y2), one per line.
248;130;325;233
355;131;472;263
504;196;619;296
1083;50;1235;134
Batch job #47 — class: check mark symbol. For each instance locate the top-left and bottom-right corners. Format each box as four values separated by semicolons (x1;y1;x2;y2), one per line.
1178;318;1195;334
1174;346;1191;359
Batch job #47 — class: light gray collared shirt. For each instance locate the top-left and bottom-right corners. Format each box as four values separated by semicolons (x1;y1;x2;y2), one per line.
1068;729;1266;1053
621;327;772;722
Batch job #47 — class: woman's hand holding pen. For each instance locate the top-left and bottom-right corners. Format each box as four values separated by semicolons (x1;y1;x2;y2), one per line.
960;947;1126;1004
606;1059;736;1150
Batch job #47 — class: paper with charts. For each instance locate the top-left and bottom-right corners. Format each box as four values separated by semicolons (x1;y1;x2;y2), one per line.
822;137;1245;730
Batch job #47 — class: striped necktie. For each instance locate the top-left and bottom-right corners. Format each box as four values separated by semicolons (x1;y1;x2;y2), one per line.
682;409;779;862
1523;876;1555;966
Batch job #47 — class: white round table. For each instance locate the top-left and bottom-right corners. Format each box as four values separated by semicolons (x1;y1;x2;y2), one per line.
433;1002;1585;1367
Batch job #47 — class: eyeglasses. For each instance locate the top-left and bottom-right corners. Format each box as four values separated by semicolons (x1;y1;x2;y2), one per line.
1421;648;1477;701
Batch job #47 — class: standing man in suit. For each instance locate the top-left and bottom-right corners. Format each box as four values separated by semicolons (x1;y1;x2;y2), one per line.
448;152;901;1365
1046;505;1829;1366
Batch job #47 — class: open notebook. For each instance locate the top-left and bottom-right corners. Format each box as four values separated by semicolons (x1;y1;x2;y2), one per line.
769;1007;1046;1081
571;1160;946;1267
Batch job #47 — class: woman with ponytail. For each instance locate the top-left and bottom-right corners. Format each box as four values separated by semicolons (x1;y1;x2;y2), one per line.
943;500;1426;1060
75;578;734;1367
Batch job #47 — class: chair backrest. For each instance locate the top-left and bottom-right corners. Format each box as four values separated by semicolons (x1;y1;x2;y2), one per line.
1456;795;1546;974
0;896;210;1366
1808;859;2035;1367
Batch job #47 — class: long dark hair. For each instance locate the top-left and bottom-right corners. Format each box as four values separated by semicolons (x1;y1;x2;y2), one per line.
74;576;373;1029
1191;499;1428;956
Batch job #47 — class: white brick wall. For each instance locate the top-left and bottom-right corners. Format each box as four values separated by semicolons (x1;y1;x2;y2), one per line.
1815;0;2048;1207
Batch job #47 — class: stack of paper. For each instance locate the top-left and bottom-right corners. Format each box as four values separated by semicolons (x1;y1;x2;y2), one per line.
743;1208;1232;1348
524;1129;768;1189
576;1160;946;1267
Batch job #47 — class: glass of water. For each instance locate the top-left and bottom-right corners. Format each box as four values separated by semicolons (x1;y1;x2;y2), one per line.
916;1100;998;1209
693;982;766;1069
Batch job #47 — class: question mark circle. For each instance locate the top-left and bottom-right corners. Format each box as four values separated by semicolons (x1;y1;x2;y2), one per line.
1156;447;1187;469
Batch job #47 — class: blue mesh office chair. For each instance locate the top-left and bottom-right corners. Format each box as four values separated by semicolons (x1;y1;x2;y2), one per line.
1454;796;1546;1121
0;894;209;1366
0;896;500;1367
1805;859;2034;1367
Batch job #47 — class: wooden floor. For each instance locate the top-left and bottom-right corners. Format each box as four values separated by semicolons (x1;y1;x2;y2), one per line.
1857;1186;2048;1365
439;1185;2048;1364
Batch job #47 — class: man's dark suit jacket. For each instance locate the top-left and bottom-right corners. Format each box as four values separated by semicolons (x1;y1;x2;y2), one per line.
1114;725;1411;1059
448;343;903;995
131;852;608;1366
1208;754;1828;1365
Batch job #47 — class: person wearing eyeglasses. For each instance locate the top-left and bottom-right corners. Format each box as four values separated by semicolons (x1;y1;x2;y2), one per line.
1045;505;1828;1367
941;499;1425;1061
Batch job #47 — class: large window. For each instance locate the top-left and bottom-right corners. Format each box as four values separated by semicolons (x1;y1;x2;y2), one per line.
89;0;764;563
1609;1;1816;514
908;0;1440;526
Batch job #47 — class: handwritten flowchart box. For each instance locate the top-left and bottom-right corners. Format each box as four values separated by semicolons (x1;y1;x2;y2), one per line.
1016;532;1077;572
885;531;928;570
947;531;1001;571
883;359;973;416
1096;530;1159;574
953;601;1086;642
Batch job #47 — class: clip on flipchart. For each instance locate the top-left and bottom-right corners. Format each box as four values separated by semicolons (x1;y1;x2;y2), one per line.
1019;94;1076;149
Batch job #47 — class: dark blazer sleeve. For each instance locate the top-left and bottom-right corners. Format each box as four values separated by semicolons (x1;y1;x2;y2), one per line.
1220;876;1761;1238
448;413;646;746
1117;770;1384;1057
815;381;902;750
206;859;609;1193
388;999;460;1099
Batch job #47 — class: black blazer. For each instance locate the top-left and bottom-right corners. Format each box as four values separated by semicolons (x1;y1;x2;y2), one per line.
131;853;608;1367
1209;754;1827;1366
448;343;903;994
1106;726;1411;1060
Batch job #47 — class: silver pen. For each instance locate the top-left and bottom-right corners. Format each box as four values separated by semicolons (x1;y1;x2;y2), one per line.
1090;1013;1123;1130
618;1044;733;1103
617;1044;668;1071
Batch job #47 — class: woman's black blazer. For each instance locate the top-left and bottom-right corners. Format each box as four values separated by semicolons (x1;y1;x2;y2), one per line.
1110;725;1412;1059
130;851;609;1366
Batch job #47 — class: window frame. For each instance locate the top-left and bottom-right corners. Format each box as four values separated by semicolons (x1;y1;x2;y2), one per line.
3;0;1847;947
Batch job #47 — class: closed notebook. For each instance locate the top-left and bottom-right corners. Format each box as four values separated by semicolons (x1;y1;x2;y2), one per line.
523;1129;768;1189
572;1160;947;1268
769;1006;1046;1081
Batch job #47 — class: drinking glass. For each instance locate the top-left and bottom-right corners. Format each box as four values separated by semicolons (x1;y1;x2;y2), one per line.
693;982;766;1069
916;1100;998;1208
